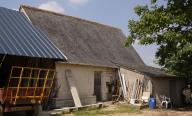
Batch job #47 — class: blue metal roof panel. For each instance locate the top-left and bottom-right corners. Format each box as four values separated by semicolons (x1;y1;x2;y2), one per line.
0;7;66;60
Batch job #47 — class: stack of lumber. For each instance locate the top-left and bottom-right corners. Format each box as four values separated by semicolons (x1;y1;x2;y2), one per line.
118;74;144;103
113;70;149;105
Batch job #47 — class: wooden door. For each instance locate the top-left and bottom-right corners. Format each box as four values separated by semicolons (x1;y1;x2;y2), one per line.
94;71;102;101
170;80;176;104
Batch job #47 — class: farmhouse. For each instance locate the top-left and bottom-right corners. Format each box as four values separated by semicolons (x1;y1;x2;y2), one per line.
19;5;186;108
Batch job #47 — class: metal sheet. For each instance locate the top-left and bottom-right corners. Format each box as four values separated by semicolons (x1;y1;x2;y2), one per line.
0;7;67;60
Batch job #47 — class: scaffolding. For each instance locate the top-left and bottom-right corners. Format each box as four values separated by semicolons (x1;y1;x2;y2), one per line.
3;66;55;105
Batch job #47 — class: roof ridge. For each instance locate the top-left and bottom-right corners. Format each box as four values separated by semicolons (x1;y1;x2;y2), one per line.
20;5;121;31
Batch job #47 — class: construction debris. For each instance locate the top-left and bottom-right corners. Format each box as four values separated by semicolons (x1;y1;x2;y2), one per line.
113;70;150;106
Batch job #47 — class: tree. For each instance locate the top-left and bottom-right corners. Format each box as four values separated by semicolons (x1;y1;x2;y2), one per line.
126;0;192;78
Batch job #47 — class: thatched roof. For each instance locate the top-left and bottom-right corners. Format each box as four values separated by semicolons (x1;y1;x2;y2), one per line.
20;5;174;78
20;5;144;68
119;64;175;78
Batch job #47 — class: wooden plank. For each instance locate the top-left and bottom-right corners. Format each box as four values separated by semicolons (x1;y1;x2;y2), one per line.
139;80;144;99
135;80;140;99
127;81;132;101
121;74;128;98
136;80;141;99
65;69;82;107
118;71;124;97
134;80;138;99
129;83;133;100
127;81;130;101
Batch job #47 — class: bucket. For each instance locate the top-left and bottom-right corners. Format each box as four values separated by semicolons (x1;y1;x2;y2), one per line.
149;97;156;109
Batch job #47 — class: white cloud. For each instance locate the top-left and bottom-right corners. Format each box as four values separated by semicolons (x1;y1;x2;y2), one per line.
69;0;89;5
38;1;65;14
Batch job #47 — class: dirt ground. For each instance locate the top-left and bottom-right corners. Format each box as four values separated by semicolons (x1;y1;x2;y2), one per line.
106;107;192;116
4;105;192;116
6;110;192;116
59;104;192;116
114;110;192;116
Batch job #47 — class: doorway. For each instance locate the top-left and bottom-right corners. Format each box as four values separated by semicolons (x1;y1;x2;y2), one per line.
170;80;176;104
94;71;102;101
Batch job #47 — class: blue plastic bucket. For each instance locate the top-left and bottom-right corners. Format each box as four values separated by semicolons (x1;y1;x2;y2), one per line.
149;97;156;109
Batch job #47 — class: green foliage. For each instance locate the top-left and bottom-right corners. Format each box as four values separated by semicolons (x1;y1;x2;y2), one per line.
126;0;192;77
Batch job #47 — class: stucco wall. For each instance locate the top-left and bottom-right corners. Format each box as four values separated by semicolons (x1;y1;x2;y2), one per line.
53;65;185;107
120;68;186;106
174;80;186;105
120;68;144;83
149;77;170;105
150;77;186;106
120;68;146;100
54;62;116;107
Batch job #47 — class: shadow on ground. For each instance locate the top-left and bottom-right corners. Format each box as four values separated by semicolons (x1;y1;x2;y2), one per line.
173;105;192;111
3;111;49;116
4;111;25;116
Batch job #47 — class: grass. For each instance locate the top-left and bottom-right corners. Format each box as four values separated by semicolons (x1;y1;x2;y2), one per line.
73;105;141;116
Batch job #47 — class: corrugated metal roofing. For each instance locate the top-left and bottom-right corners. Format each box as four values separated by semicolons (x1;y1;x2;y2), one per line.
0;7;67;60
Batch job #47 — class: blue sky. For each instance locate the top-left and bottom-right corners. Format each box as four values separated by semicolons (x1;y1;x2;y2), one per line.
0;0;159;67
